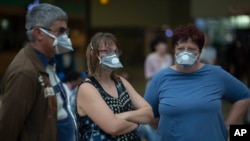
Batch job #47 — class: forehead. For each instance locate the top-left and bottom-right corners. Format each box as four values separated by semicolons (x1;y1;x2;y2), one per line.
176;38;198;47
50;20;67;29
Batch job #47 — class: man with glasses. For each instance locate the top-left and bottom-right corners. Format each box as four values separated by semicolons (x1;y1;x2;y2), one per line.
0;3;76;141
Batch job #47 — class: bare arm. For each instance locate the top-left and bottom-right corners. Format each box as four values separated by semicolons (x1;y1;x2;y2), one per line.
77;82;138;136
225;98;250;127
115;77;154;124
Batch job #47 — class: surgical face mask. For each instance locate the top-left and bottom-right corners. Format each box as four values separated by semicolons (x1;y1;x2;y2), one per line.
98;52;123;70
175;51;198;68
39;28;73;54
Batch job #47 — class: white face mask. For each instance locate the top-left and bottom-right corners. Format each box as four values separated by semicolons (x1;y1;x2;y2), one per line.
39;28;73;54
175;51;198;68
98;52;123;70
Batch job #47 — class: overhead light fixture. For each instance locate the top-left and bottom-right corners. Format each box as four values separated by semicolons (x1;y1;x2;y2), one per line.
99;0;110;5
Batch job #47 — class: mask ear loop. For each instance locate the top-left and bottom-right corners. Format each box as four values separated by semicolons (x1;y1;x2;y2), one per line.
39;28;58;47
39;28;56;39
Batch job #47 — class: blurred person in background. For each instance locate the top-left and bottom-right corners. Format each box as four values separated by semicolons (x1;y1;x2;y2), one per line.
0;3;76;141
226;39;248;85
199;33;217;64
144;36;173;84
61;70;83;119
144;24;250;141
76;32;153;141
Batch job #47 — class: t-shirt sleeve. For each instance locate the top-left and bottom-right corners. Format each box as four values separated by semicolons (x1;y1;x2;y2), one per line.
220;68;250;103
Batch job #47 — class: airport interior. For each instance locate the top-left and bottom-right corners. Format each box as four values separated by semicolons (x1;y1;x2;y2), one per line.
0;0;250;117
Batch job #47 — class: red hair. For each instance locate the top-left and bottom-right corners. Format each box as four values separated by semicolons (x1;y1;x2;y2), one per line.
172;24;205;51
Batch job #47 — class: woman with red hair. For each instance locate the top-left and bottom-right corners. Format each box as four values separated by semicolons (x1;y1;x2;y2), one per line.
144;24;250;141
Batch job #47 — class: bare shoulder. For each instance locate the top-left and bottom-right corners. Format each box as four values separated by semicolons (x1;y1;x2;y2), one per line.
118;75;138;95
118;75;130;86
77;79;98;96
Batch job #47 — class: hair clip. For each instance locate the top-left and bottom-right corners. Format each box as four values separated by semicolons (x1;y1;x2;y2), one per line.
90;43;93;50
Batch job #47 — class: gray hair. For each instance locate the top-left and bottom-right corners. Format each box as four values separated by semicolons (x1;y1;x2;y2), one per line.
26;3;68;41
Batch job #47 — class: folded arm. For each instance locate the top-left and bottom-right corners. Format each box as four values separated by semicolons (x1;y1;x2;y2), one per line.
116;77;154;124
77;82;138;136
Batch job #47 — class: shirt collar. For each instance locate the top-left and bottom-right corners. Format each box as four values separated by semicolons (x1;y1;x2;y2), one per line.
34;48;54;68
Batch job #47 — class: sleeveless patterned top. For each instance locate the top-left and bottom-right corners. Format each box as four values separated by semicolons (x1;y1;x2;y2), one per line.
76;77;141;141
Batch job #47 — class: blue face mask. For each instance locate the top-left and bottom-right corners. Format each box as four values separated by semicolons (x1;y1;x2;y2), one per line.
98;52;123;70
175;51;198;68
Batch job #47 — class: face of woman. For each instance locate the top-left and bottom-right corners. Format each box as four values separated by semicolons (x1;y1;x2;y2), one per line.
155;42;167;54
97;41;118;57
95;41;123;70
173;38;202;70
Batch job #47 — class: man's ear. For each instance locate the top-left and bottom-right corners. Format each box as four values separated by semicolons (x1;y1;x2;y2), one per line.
33;27;44;40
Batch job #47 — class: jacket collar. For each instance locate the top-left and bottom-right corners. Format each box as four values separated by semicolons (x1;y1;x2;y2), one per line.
23;43;48;74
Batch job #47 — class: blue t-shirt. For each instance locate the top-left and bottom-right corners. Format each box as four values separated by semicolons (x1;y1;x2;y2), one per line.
144;64;250;141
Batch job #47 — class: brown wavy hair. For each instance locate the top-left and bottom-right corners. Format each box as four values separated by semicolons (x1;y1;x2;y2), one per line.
172;24;205;51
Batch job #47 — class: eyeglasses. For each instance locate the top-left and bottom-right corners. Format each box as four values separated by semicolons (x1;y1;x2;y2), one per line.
32;26;69;35
97;49;122;56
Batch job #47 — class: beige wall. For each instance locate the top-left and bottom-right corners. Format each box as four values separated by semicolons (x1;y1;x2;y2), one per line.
91;0;172;28
191;0;250;17
90;0;250;28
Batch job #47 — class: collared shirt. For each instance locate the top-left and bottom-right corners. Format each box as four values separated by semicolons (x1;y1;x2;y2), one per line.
34;48;50;68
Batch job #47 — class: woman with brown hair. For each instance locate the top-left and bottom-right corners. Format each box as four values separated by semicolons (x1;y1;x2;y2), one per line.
76;32;153;141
